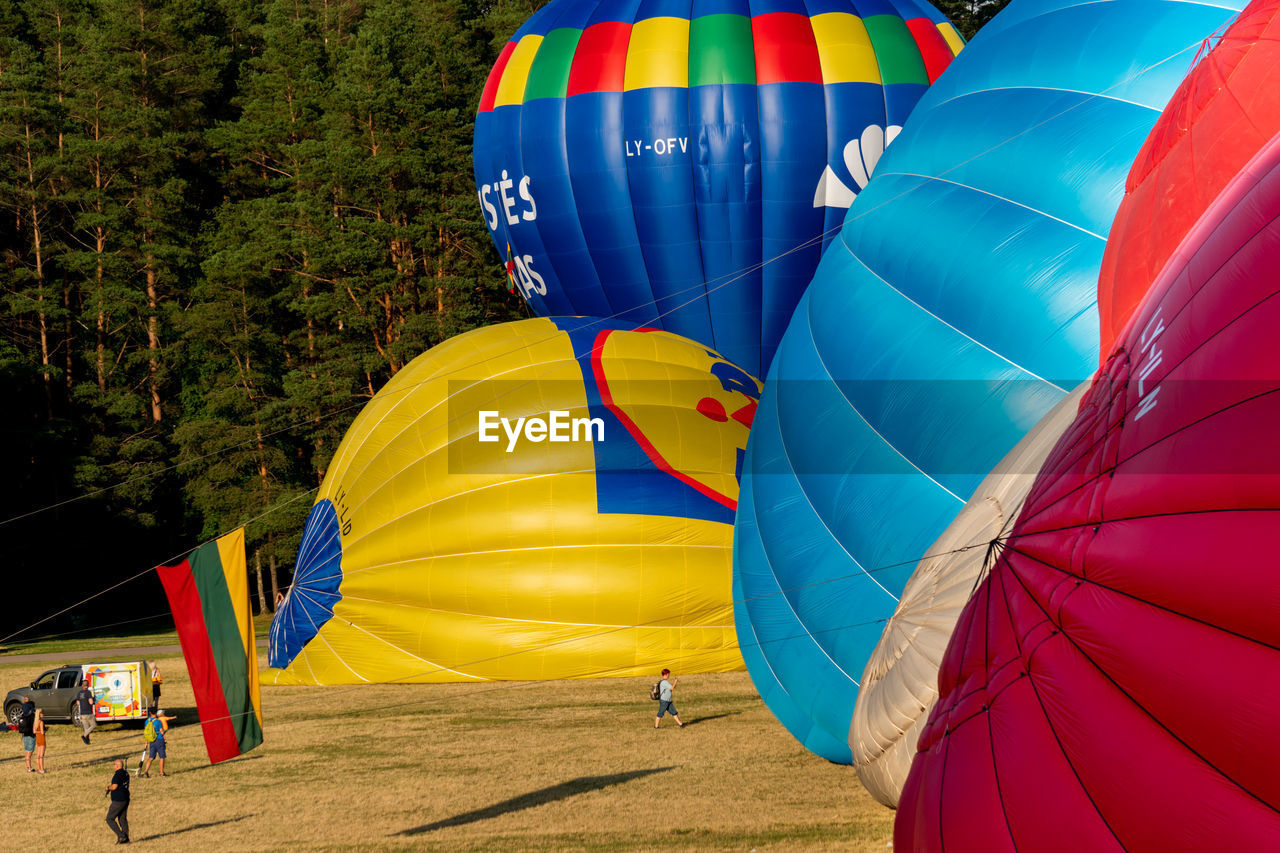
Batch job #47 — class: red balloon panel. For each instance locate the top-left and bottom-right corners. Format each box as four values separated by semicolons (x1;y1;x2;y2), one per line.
899;132;1280;852
1097;0;1280;358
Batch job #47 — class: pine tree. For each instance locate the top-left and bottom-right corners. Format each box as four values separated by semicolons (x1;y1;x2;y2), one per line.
0;17;63;420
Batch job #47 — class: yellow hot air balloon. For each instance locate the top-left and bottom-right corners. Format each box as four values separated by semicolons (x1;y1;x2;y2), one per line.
267;317;761;684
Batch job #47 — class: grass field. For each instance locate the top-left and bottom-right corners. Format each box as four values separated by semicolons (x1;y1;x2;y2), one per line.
1;652;895;851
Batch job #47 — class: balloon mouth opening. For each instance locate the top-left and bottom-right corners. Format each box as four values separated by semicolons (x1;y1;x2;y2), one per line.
268;499;345;669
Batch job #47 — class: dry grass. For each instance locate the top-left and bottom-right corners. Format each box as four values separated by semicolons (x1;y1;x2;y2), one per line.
1;654;894;851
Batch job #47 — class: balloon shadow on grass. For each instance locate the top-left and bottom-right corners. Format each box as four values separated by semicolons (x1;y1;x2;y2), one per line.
395;767;677;836
131;813;255;841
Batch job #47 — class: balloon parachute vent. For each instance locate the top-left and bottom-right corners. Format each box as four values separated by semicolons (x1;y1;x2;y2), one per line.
268;499;345;669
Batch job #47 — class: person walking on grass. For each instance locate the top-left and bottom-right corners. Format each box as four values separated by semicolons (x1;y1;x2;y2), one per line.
75;678;97;744
150;663;162;709
141;708;168;777
653;668;684;729
105;758;131;844
33;709;48;774
17;695;36;772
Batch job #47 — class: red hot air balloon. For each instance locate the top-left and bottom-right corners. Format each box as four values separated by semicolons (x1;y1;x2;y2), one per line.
1096;0;1280;359
896;133;1280;851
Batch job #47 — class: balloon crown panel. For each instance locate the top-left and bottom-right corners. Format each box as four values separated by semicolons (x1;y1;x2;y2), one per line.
472;0;963;378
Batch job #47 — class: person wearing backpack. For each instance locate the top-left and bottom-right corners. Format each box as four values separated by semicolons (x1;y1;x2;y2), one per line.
141;708;169;777
653;668;684;729
17;695;36;772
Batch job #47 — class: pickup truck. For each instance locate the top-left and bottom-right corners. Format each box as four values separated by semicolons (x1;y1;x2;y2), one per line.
5;661;152;728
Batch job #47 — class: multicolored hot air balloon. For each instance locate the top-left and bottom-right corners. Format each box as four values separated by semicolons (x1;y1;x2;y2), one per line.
1097;0;1280;358
472;0;963;378
897;127;1280;853
267;317;761;685
852;0;1278;806
733;0;1245;764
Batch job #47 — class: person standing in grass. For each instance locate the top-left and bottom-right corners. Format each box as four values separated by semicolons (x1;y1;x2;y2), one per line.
75;678;97;745
150;664;162;710
18;695;36;772
105;759;131;844
141;708;169;777
653;668;684;729
33;709;48;773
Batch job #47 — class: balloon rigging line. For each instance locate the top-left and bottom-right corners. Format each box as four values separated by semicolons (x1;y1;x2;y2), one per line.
17;15;1280;796
8;18;1193;532
0;612;173;650
278;535;1001;692
1;491;1003;651
0;30;1221;534
0;487;318;646
0;28;1253;671
0;217;828;534
46;610;905;769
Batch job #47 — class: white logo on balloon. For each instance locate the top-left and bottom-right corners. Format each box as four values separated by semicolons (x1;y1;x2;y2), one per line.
813;125;902;209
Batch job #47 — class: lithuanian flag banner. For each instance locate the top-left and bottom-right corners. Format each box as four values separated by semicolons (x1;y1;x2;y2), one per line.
158;528;263;764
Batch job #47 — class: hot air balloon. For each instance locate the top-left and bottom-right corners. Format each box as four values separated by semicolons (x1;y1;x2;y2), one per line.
268;317;761;685
472;0;963;378
897;127;1280;853
1097;0;1280;358
733;0;1245;764
849;382;1084;807
852;0;1278;805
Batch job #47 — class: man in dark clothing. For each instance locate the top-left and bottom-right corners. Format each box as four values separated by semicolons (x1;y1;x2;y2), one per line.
17;696;36;771
75;679;97;744
105;759;131;844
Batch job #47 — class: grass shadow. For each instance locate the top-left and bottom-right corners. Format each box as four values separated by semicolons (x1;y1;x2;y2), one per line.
680;712;739;728
176;754;265;775
65;751;145;770
131;813;255;841
395;767;677;836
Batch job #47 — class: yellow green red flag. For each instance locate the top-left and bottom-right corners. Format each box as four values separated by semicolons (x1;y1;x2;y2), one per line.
157;528;263;763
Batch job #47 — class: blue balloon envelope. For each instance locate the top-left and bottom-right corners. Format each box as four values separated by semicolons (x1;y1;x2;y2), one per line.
472;0;965;378
734;0;1245;762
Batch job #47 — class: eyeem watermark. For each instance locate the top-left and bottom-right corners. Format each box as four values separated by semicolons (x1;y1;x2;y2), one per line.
478;410;605;453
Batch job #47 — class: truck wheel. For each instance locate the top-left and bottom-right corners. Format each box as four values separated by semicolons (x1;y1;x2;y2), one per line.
4;702;21;727
70;703;82;726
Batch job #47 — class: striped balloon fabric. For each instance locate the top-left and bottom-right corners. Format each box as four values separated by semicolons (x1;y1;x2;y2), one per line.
478;0;961;106
158;528;263;764
473;0;962;378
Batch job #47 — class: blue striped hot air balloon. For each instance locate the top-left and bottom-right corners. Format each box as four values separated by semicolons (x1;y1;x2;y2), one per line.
472;0;964;378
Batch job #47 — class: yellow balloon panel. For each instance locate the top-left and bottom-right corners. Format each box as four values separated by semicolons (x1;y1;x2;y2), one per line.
267;317;761;685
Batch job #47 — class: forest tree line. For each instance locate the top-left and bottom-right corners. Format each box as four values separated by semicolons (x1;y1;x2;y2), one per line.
0;0;537;633
0;0;1005;637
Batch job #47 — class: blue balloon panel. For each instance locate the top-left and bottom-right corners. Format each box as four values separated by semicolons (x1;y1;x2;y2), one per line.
734;0;1245;762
